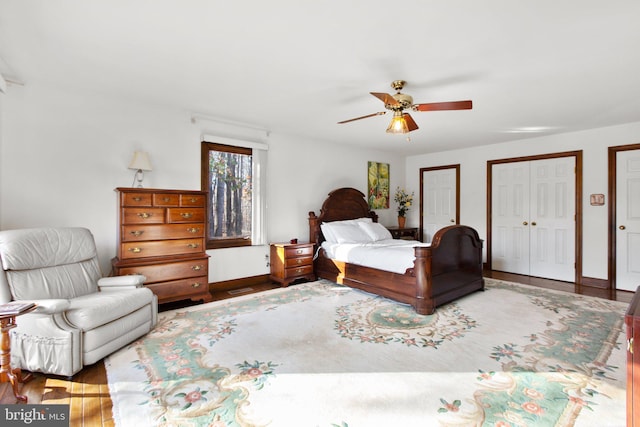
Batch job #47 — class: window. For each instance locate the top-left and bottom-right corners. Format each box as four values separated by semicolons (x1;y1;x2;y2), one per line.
201;142;254;249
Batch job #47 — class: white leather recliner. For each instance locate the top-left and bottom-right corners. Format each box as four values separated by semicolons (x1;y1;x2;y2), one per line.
0;227;158;377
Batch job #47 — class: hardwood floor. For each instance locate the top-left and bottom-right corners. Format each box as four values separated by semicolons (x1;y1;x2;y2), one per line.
0;275;632;426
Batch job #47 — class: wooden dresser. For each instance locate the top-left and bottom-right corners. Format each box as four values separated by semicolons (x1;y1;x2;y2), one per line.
626;287;640;427
111;188;212;304
269;242;315;286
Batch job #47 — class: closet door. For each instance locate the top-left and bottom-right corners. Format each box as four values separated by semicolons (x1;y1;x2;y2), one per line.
421;167;458;242
491;162;531;275
491;157;575;281
529;157;575;282
616;149;640;291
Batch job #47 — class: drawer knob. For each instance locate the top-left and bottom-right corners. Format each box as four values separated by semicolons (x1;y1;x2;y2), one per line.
128;247;142;253
191;282;201;288
192;265;202;271
130;230;144;237
137;212;153;219
296;259;303;264
187;243;200;249
181;212;193;219
163;197;170;202
187;227;200;233
133;197;142;202
296;249;303;254
189;198;198;203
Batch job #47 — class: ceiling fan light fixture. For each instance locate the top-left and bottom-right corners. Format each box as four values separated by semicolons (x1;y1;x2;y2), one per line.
386;112;409;134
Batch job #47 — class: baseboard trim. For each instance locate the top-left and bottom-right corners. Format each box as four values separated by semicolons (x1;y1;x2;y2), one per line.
581;276;609;289
208;274;271;293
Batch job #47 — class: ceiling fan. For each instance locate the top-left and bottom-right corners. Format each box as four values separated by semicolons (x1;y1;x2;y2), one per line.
337;80;472;134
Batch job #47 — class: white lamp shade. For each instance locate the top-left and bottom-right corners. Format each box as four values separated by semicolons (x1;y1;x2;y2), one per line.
128;151;153;171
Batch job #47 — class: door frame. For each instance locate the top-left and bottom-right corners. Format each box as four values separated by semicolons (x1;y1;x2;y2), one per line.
486;150;583;287
419;164;460;242
607;143;640;298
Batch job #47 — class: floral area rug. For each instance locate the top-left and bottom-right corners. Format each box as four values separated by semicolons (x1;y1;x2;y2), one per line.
105;278;627;427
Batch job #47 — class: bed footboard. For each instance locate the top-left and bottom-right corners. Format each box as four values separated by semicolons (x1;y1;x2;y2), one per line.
427;225;484;307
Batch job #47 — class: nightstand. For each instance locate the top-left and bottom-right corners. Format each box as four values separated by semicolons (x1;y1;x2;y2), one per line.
386;226;419;240
269;242;315;286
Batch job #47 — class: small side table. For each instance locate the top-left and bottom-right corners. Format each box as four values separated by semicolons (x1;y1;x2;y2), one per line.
269;242;315;286
386;226;419;241
0;303;36;402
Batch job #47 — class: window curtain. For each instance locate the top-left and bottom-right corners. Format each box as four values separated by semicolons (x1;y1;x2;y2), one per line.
251;146;268;245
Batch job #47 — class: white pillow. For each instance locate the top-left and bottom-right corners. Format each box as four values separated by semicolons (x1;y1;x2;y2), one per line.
358;222;393;241
321;223;338;243
321;218;373;243
325;222;373;243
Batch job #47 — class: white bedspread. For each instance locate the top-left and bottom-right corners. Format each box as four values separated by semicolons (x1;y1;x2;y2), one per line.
321;239;431;274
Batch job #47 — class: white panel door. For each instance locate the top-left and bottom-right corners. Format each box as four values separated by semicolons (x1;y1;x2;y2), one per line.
616;149;640;291
491;162;531;275
491;157;575;281
529;157;575;282
422;168;457;242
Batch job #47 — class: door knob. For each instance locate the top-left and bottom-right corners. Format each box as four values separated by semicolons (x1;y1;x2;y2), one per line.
522;221;528;226
620;225;626;230
450;219;455;223
531;222;537;226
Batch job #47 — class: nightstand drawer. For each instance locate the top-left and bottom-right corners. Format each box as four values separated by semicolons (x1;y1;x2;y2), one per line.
285;256;312;268
122;223;204;241
284;245;314;258
285;264;314;279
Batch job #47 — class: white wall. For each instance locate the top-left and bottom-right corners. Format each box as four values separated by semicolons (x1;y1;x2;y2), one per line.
405;121;640;280
0;83;405;282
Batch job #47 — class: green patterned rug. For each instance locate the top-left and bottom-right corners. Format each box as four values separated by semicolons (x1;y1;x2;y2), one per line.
106;278;627;426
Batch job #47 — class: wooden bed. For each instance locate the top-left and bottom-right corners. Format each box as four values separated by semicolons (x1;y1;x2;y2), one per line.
308;187;484;315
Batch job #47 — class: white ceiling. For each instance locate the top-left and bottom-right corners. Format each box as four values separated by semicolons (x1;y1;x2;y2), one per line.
1;1;639;155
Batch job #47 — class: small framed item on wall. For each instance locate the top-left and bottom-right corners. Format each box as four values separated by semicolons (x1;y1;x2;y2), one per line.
367;161;389;209
590;194;605;206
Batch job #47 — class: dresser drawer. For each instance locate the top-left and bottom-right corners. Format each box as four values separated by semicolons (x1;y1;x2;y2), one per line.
153;193;180;206
167;207;205;223
284;256;312;268
147;276;209;300
121;238;204;259
180;194;206;207
284;245;314;258
122;208;165;224
122;192;153;207
117;258;208;283
121;223;205;241
285;264;314;279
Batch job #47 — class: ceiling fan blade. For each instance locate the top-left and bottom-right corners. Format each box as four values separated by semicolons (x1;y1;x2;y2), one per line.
403;113;419;131
337;111;386;124
414;100;473;112
370;92;400;107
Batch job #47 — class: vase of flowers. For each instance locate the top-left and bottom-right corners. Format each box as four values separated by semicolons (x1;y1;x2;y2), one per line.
394;187;414;228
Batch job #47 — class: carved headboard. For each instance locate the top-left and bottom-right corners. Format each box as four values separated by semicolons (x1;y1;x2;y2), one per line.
308;187;379;245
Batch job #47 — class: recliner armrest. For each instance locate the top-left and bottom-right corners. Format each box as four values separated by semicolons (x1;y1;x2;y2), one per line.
98;275;146;290
28;299;71;314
